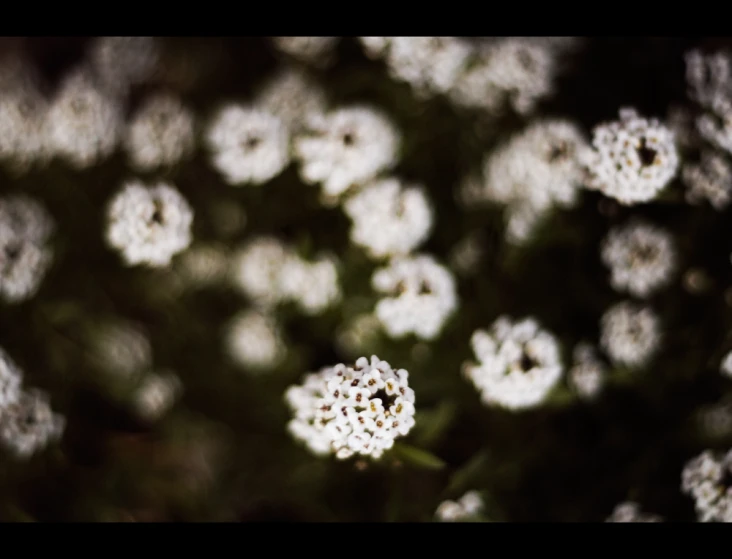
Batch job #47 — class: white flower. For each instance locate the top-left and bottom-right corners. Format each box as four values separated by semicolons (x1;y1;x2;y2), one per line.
225;309;286;373
464;316;564;410
0;347;23;411
372;254;458;341
606;502;663;522
568;343;606;400
253;67;328;131
294;106;401;201
229;236;291;307
0;195;54;303
435;491;484;522
601;220;676;298
124;92;195;171
599;302;661;368
585;108;679;205
284;355;416;460
681;449;732;522
270;37;339;66
343;177;433;259
206;105;290;185
105;180;193;267
44;69;122;169
278;254;341;315
358;37;392;59
683;150;732;210
0;389;65;459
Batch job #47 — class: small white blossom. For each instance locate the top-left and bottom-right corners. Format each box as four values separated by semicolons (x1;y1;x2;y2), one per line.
585;108;679;205
285;355;416;460
294;106;401;202
206;105;290;186
606;502;663;523
601;220;676;298
343;177;433;259
0;195;54;303
270;37;339;66
599;302;661;368
124;93;195;171
132;371;182;422
225;309;286;373
105;180;193;267
44;69;123;169
372;254;458;341
0;389;65;458
464;316;564;410
253;67;328;132
683;150;732;210
279;254;341;315
0;347;23;411
568;343;606;400
681;449;732;522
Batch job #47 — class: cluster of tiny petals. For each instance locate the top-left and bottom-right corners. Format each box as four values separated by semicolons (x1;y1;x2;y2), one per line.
105;180;193;267
270;37;339;66
472;119;589;244
464;316;563;410
293;106;401;202
285;355;415;460
435;491;484;522
372;254;458;341
225;309;286;372
124;92;196;171
585;108;679;205
0;194;54;303
599;301;661;368
206;104;290;186
230;236;340;315
601;220;676;298
568;343;606;400
606;502;663;522
681;449;732;522
343;177;433;259
44;68;122;169
683;150;732;209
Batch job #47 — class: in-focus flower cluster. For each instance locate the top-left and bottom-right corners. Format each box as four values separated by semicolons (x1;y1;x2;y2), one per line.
464;316;563;410
585;108;679;205
372;254;457;340
601;220;676;298
285;355;415;460
681;449;732;522
0;195;54;303
230;236;340;315
105;180;194;267
0;347;65;458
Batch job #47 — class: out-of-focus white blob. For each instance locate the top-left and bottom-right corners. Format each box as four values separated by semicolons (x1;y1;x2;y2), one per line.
253;67;328;132
270;37;339;67
132;371;182;422
599;301;661;368
225;309;286;373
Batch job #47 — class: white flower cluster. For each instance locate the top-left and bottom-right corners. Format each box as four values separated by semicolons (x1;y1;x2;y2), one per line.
435;491;484;522
206;104;290;186
601;220;676;298
343;177;433;259
0;347;65;458
105;180;194;267
270;37;339;66
568;343;606;400
449;38;558;115
294;106;401;203
44;69;123;169
464;316;564;410
605;501;663;522
124;93;196;171
87;36;159;96
0;59;49;171
682;150;732;210
466;119;589;244
230;236;340;315
225;309;286;372
254;67;327;132
681;449;732;522
0;195;54;303
372;254;457;340
599;302;660;368
585;108;679;205
285;355;415;460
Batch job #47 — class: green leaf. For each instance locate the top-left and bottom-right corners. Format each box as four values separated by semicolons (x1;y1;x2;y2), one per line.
392;442;446;470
